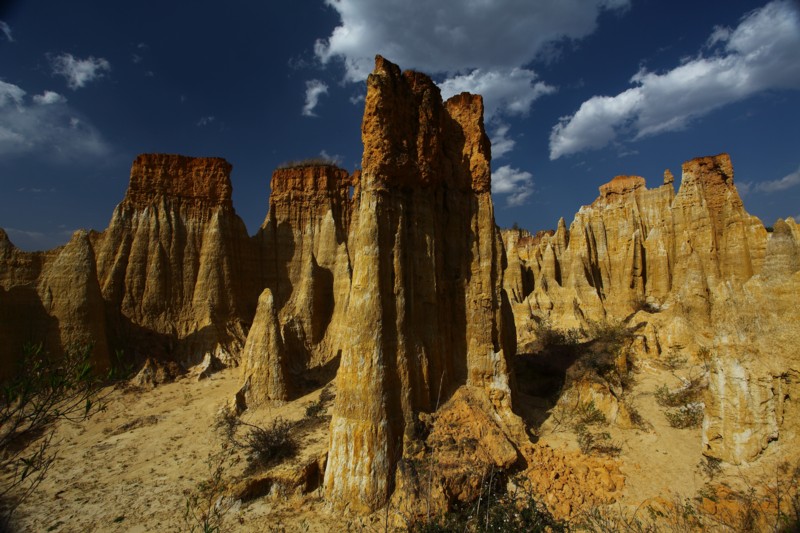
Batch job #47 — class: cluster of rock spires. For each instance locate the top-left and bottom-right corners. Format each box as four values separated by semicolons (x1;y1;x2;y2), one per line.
502;152;799;465
1;55;798;513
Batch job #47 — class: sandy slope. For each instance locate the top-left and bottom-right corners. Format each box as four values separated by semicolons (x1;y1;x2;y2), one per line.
12;368;351;532
10;360;797;531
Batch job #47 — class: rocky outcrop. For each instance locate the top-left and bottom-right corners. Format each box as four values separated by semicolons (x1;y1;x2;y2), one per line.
0;229;109;378
324;56;517;512
504;154;766;351
702;217;800;464
239;289;291;404
91;154;256;366
505;155;799;465
242;164;353;404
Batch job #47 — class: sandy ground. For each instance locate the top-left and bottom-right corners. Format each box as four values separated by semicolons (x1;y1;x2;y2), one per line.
11;368;355;532
9;359;797;531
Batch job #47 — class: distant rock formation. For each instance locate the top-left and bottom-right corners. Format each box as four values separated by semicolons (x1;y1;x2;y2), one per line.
503;153;799;464
240;288;291;404
504;154;766;340
323;55;517;512
91;154;257;366
0;229;109;378
240;164;354;407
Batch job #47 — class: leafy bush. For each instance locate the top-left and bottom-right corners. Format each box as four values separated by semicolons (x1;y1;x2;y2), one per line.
530;319;580;353
661;348;688;371
701;456;722;479
276;157;340;170
409;474;567;532
183;445;238;533
215;410;297;472
654;378;704;408
575;424;621;457
0;343;105;526
665;403;704;429
304;384;335;419
243;417;297;468
586;319;631;347
575;400;607;427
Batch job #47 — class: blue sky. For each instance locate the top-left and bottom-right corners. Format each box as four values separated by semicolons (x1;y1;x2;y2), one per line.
1;0;798;251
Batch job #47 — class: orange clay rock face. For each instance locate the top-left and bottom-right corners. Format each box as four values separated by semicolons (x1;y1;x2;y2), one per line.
517;443;624;520
389;386;621;522
241;164;354;407
91;154;256;366
324;56;518;513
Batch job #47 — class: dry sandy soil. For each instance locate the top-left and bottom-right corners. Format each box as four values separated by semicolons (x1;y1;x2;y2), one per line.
9;358;797;532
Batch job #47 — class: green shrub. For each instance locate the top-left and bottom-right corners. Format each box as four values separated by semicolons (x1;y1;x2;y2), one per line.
276;157;340;170
530;319;580;353
242;417;297;469
409;474;567;532
661;348;688;371
701;456;722;479
215;410;297;472
654;379;703;408
665;404;704;429
304;384;335;419
0;343;105;526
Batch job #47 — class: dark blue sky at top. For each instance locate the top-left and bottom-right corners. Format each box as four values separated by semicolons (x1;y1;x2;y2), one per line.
0;0;798;251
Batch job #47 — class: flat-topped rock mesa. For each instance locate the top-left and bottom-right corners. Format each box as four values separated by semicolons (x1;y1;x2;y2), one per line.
324;55;517;512
503;153;799;465
0;230;109;378
241;164;354;405
122;153;234;209
92;153;257;366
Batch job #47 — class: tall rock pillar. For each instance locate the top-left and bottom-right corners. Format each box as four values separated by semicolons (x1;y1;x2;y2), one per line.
324;56;515;512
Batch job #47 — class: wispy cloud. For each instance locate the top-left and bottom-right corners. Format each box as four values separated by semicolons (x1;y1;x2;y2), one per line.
0;80;109;160
196;115;215;127
492;165;534;207
489;123;515;160
319;149;344;166
0;20;12;42
302;79;328;117
739;166;800;195
50;53;111;90
549;0;800;159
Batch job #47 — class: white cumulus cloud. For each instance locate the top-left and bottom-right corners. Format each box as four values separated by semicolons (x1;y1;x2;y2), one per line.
313;0;627;126
492;165;534;207
302;79;329;117
489;123;515;160
315;0;629;81
0;80;109;159
50;53;111;90
33;91;67;105
438;68;555;121
549;0;800;159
